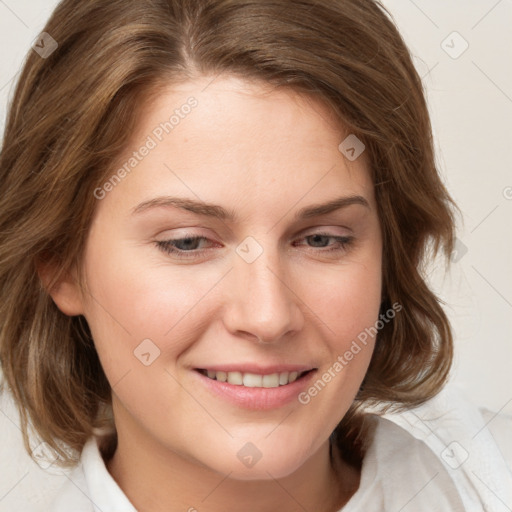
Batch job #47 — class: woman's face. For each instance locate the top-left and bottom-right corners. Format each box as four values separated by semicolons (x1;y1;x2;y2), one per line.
70;75;382;479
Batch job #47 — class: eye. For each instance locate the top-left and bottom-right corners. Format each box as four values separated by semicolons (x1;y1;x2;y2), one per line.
155;231;354;260
295;232;355;254
156;235;214;259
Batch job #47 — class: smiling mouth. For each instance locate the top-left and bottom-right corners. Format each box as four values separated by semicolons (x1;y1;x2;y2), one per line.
195;368;315;388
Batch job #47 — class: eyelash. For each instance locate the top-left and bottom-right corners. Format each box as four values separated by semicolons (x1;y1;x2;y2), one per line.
155;232;355;260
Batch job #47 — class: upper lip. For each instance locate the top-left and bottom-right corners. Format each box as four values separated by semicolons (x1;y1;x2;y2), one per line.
194;364;316;375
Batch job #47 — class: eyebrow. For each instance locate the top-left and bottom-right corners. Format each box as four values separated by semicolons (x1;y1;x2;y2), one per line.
131;194;370;221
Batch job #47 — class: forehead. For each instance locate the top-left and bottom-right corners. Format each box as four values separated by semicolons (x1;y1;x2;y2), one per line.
137;75;349;152
98;75;375;219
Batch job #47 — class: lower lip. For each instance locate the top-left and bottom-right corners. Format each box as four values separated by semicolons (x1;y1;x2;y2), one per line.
193;369;317;410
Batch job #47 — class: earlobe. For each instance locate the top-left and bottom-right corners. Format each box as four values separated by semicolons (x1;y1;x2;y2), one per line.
36;259;85;316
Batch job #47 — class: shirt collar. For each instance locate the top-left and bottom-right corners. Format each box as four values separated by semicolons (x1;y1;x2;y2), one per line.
80;436;137;512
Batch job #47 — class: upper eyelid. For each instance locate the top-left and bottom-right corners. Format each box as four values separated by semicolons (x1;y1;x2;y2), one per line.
159;223;354;239
160;229;352;244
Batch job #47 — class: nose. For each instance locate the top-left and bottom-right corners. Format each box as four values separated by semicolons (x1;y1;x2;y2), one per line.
223;244;304;344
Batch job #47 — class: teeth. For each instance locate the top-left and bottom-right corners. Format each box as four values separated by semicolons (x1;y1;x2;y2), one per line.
243;373;262;387
216;371;227;382
262;374;278;388
227;371;243;385
201;369;307;387
279;372;289;385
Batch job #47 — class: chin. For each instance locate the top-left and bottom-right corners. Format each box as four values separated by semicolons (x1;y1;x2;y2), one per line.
221;459;304;482
199;439;310;481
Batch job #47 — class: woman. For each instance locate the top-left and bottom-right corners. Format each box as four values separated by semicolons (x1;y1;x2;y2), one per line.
0;0;510;510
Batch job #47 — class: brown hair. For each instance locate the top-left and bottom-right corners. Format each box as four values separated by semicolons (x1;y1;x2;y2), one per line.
0;0;458;467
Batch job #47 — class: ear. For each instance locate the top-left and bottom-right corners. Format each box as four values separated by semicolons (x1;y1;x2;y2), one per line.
36;258;85;316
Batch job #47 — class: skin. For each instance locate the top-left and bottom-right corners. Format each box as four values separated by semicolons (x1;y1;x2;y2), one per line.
48;75;383;512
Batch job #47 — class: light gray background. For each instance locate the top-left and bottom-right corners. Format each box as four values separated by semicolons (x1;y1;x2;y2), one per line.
0;0;510;413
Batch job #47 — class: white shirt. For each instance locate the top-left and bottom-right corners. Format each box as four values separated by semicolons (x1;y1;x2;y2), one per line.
46;387;512;512
1;385;510;511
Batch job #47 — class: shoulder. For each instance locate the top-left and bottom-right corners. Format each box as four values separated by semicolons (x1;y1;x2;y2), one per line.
48;436;136;512
479;405;512;469
0;385;124;511
342;414;467;511
0;386;72;511
378;385;512;511
47;463;94;512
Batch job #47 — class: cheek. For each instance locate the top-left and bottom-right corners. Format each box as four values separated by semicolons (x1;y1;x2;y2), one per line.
301;255;382;341
291;260;382;444
80;241;218;377
295;255;382;407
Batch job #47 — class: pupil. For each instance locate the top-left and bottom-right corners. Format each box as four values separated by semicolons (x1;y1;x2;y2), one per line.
310;235;328;247
178;238;198;250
